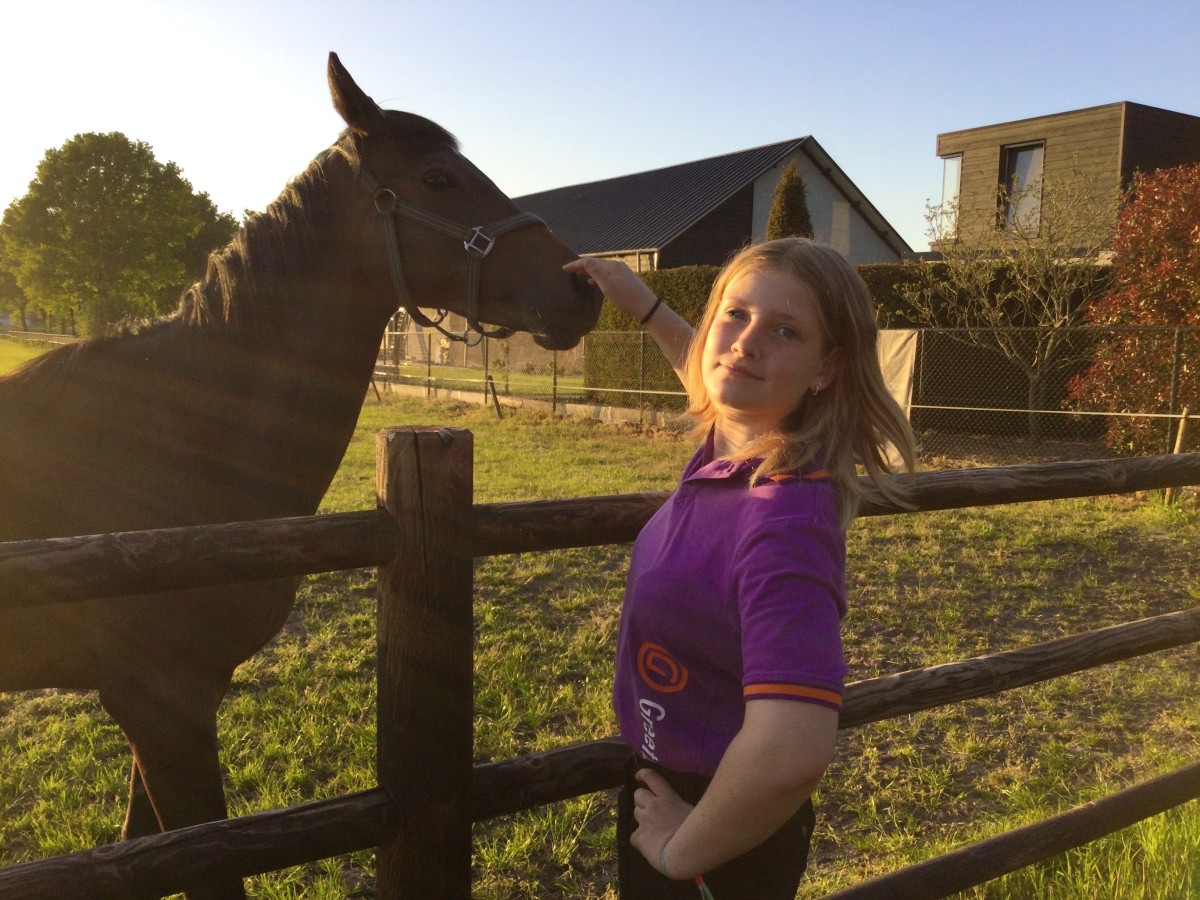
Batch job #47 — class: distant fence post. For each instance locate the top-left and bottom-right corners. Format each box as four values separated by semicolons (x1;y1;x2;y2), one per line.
1166;327;1183;452
552;350;559;415
639;331;648;424
375;426;475;899
1164;406;1193;506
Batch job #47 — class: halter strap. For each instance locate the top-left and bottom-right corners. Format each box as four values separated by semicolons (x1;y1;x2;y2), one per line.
358;163;547;345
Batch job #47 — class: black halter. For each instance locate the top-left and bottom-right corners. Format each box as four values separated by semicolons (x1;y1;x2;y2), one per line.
359;163;547;346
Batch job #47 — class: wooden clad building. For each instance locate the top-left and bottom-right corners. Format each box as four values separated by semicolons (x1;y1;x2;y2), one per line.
936;101;1200;242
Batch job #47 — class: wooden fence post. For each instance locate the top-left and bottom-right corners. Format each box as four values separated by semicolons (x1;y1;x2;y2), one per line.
1164;406;1191;506
375;426;475;899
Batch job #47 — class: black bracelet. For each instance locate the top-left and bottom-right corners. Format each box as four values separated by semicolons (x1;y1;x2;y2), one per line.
640;295;664;325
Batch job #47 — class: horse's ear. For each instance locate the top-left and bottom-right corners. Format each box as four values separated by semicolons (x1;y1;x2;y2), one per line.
328;52;385;136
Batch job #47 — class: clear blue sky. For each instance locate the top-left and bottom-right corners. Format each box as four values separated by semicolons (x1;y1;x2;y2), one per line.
3;0;1198;253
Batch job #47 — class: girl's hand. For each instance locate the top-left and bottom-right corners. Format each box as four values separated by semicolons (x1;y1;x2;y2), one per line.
564;257;693;377
563;258;660;321
629;768;695;879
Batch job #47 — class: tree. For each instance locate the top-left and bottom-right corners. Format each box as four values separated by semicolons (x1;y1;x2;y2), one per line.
765;161;814;241
902;159;1119;438
0;229;32;330
1;132;237;336
1066;162;1200;455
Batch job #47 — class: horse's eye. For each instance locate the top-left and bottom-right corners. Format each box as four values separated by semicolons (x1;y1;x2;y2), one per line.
422;171;453;192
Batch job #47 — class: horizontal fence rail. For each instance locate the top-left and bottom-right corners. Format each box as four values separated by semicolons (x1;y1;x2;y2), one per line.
5;453;1199;610
6;607;1197;894
2;446;1200;896
0;790;396;898
0;330;83;346
0;511;398;610
469;606;1200;818
822;760;1200;900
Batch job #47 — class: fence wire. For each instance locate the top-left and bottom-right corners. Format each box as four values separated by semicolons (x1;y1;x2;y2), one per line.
374;323;687;416
369;321;1198;465
910;326;1198;461
5;321;1192;467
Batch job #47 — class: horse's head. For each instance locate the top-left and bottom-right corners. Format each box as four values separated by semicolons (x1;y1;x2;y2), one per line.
327;53;601;351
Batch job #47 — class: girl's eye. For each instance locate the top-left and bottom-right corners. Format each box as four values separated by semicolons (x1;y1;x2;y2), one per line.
777;326;798;339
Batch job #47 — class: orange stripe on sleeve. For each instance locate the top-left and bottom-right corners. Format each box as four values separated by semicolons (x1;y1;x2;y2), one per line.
744;683;843;708
765;469;831;483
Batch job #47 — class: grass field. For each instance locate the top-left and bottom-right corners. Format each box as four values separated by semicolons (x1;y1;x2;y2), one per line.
0;338;47;375
1;390;1199;898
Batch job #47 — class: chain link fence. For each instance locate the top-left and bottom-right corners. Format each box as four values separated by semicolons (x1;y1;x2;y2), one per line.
5;318;1192;466
374;316;594;413
910;326;1198;462
375;320;1198;464
374;316;689;418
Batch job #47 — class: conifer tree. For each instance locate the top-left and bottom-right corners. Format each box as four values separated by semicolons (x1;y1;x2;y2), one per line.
765;161;814;240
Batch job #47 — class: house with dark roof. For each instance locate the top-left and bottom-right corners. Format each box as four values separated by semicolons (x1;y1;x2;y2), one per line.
515;137;912;271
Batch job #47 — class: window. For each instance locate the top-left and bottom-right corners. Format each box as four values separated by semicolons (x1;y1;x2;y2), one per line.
938;154;962;239
1000;142;1044;231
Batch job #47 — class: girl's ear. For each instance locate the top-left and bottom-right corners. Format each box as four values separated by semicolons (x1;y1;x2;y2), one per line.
816;347;841;391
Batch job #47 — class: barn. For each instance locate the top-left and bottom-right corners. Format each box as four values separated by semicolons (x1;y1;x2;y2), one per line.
514;136;912;270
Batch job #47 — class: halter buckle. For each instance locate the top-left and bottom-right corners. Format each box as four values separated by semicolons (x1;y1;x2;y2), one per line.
464;226;495;258
373;188;398;216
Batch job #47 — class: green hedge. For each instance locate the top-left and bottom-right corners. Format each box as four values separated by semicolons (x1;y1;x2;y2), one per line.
595;265;720;331
856;262;934;327
592;262;935;334
585;260;1114;435
858;261;1113;328
587;266;719;406
585;261;928;400
583;331;687;410
587;262;930;402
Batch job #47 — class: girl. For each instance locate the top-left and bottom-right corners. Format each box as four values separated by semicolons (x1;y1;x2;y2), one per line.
565;239;917;899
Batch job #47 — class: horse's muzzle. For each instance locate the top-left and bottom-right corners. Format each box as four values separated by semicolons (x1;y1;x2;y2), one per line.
533;275;603;350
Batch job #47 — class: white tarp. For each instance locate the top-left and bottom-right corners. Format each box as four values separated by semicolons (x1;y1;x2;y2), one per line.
878;329;918;418
878;329;918;466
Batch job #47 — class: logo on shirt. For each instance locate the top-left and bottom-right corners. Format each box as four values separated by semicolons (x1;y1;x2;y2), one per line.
637;642;689;693
638;697;664;761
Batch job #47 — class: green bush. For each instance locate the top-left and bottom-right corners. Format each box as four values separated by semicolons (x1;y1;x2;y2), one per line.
765;161;814;241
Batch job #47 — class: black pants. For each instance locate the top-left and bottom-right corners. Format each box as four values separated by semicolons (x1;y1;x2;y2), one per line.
616;755;815;900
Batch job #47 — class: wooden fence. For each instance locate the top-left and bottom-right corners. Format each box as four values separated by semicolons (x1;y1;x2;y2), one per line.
1;427;1200;898
0;330;83;346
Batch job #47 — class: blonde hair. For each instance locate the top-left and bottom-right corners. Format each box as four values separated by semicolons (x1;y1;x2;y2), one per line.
682;238;917;526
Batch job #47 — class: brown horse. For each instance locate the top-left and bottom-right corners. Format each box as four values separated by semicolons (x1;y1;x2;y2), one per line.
0;53;599;898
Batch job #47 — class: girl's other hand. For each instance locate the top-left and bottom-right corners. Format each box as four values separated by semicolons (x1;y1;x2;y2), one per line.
628;767;694;879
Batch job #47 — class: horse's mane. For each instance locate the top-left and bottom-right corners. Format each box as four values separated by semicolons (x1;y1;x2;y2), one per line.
174;145;350;338
0;141;353;409
175;110;458;339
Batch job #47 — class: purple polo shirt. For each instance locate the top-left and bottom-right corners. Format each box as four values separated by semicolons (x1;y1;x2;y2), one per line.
613;441;847;777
